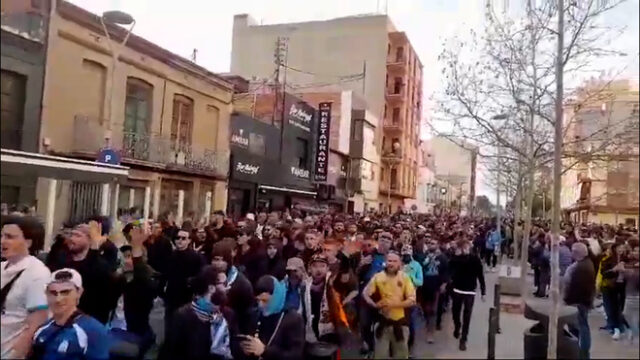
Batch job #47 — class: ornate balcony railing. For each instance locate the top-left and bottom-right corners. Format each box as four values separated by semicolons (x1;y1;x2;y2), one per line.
72;115;228;178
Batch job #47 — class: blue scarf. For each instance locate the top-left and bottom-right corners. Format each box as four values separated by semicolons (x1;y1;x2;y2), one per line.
262;276;286;316
191;299;232;359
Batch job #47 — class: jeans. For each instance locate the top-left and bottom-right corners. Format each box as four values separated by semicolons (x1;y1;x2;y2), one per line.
407;306;421;347
485;250;497;268
373;323;409;359
623;296;639;340
359;299;377;352
110;328;156;360
603;285;624;331
576;304;591;359
451;292;475;342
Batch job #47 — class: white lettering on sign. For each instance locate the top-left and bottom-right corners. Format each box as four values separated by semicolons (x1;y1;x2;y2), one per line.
288;103;313;132
236;162;259;175
291;166;310;179
231;129;249;147
314;102;332;181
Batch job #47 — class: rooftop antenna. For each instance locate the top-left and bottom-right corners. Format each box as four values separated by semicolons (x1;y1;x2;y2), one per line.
191;48;198;62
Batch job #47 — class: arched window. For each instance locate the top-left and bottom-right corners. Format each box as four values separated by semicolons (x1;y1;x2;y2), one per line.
124;77;153;135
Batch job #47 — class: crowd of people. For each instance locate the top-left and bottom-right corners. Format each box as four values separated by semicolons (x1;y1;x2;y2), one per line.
0;205;638;360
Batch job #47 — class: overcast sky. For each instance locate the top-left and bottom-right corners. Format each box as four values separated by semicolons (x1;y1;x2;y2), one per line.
68;0;639;204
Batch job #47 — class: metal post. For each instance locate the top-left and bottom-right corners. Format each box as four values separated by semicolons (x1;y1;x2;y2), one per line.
494;283;501;334
100;183;110;216
143;186;151;221
548;0;564;358
128;187;135;209
204;191;212;224
488;307;497;360
176;189;184;226
152;184;160;220
111;183;120;223
44;179;57;251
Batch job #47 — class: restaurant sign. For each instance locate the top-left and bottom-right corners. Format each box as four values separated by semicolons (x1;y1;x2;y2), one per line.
314;102;332;182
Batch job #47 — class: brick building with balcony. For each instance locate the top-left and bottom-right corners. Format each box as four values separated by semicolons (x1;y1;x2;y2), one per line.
230;13;422;213
36;1;233;231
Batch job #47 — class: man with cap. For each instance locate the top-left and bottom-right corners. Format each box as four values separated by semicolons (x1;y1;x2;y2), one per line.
30;268;110;360
283;257;307;313
301;254;348;360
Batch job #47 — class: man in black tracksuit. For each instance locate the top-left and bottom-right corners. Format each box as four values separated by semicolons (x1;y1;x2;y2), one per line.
449;239;486;351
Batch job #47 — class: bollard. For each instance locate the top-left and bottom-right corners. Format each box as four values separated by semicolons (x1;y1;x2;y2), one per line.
494;283;501;334
488;307;497;360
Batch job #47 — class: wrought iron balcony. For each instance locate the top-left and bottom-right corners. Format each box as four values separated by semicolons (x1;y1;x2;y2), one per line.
72;115;228;178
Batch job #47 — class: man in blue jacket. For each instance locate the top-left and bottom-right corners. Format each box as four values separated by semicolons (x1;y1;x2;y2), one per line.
485;225;502;272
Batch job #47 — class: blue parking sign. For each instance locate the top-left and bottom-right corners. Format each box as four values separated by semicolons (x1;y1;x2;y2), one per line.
97;148;121;165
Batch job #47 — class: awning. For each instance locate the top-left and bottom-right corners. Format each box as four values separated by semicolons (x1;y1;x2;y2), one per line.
258;184;316;196
1;148;129;183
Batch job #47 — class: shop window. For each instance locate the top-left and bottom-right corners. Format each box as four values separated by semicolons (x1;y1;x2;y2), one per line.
295;137;308;168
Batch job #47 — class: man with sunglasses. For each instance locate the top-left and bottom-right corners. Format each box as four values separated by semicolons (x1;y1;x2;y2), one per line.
31;268;110;360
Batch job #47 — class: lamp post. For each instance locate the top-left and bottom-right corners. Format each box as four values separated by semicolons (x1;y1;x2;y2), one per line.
101;10;136;132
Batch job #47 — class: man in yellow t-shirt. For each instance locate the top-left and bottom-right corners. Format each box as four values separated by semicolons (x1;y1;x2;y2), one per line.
363;251;416;359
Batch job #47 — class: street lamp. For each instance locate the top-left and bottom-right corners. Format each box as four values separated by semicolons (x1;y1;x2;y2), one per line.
101;10;136;133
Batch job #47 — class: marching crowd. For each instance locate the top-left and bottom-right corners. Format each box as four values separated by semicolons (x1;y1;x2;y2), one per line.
0;205;638;360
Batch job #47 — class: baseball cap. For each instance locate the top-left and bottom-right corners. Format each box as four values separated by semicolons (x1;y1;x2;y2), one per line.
286;257;305;271
246;213;255;221
309;253;329;265
49;268;83;289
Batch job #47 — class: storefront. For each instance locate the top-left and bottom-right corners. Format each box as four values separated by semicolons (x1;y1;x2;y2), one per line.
228;111;317;218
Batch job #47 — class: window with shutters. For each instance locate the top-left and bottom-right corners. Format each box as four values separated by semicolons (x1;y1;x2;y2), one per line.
171;94;194;151
0;70;26;150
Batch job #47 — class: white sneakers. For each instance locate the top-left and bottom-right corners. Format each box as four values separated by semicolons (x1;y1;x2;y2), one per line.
612;328;621;341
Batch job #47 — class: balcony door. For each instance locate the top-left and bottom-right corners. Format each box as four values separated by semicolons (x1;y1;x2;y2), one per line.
123;78;153;160
171;94;194;152
0;70;26;150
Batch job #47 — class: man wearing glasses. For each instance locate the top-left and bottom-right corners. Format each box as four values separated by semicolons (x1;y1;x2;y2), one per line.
31;268;110;360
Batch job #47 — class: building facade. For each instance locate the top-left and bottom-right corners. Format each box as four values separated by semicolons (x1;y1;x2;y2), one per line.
427;136;478;213
230;13;422;213
561;79;639;226
1;0;49;205
295;91;380;213
37;1;233;233
229;82;319;215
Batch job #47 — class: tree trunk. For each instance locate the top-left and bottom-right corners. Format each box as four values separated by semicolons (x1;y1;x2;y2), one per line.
513;164;524;261
520;163;536;299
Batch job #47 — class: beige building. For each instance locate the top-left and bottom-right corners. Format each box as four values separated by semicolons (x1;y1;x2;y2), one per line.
561;79;639;226
37;1;233;234
230;13;423;213
427;136;478;213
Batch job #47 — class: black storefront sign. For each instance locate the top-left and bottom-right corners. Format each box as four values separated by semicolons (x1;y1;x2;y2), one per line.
287;101;314;133
230;128;249;149
314;102;332;182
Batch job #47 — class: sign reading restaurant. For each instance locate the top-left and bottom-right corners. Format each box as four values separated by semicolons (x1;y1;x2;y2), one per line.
287;103;313;132
314;102;332;182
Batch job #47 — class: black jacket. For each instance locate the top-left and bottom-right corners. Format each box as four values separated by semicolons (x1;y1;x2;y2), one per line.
111;256;159;335
144;235;173;293
449;254;486;296
52;249;114;324
165;248;204;312
227;269;255;333
564;258;596;308
242;309;305;360
236;248;269;286
160;304;241;360
267;253;287;281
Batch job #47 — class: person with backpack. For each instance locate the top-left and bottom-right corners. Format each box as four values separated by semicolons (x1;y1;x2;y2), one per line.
1;216;50;359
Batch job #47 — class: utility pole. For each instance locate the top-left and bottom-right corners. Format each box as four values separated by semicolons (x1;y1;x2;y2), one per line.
548;0;564;358
274;36;289;162
496;145;502;236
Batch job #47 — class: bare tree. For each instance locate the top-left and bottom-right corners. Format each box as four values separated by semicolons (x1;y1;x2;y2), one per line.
432;0;631;356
